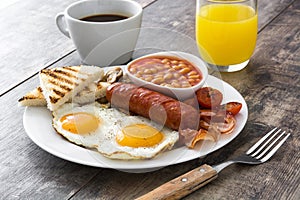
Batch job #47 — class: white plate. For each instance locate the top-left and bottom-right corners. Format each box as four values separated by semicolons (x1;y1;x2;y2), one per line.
23;75;248;173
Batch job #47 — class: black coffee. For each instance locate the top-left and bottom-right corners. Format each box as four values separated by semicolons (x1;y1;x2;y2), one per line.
80;14;128;22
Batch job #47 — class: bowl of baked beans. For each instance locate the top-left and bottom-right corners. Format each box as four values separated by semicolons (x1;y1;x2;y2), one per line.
125;51;208;100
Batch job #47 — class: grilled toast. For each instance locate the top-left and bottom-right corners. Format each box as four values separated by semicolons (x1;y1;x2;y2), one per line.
18;82;110;107
18;86;46;107
39;65;104;111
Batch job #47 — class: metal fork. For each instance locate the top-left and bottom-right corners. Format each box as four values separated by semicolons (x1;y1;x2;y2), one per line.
136;127;291;200
213;127;290;173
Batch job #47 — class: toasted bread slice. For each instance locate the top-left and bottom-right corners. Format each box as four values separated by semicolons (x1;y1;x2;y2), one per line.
39;65;104;111
18;86;46;107
18;82;111;107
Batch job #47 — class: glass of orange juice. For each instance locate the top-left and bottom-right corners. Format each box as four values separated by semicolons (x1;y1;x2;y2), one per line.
196;0;258;72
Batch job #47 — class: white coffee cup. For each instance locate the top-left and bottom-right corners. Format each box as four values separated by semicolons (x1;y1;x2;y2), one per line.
56;0;143;66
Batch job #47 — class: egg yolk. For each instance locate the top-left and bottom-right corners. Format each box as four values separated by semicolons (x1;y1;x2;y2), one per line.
116;124;164;147
60;112;99;134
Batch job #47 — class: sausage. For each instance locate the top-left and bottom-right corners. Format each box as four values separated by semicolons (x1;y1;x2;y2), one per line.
106;82;200;130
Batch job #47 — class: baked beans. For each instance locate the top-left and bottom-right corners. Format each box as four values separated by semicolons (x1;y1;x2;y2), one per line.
128;56;202;88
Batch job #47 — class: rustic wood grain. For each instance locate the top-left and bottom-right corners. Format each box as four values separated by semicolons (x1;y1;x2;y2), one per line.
0;0;299;199
0;0;154;96
133;0;295;58
0;0;78;95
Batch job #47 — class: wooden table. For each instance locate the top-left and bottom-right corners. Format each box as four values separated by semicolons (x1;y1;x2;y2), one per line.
1;0;299;199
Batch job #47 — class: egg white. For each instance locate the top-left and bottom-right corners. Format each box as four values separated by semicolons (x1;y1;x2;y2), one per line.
52;102;179;160
52;102;112;148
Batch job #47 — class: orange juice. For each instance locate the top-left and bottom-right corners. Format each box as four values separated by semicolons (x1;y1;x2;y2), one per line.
196;4;257;66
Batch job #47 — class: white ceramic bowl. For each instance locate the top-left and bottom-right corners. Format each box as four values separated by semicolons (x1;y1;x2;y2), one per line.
125;51;208;100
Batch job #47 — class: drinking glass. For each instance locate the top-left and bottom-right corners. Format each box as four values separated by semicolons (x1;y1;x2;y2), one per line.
196;0;258;72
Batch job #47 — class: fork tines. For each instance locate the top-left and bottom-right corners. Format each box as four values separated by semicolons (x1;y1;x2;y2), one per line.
246;127;291;162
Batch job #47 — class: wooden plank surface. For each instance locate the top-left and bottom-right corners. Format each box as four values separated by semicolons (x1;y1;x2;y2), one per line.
0;0;299;199
0;0;78;95
0;0;154;96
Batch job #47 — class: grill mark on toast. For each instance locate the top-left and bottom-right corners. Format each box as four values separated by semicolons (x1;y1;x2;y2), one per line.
40;66;101;108
63;66;93;77
18;97;25;102
19;95;40;102
62;66;92;77
18;87;44;102
37;87;43;93
42;70;76;86
53;89;65;97
49;96;59;104
60;85;72;92
53;69;77;79
26;95;38;100
19;95;41;101
52;69;78;85
62;66;79;72
48;79;72;93
50;89;66;104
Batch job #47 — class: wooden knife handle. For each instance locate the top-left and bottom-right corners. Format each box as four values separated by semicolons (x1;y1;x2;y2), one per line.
136;164;217;200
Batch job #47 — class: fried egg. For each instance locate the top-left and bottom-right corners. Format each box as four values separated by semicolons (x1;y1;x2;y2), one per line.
52;102;179;160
